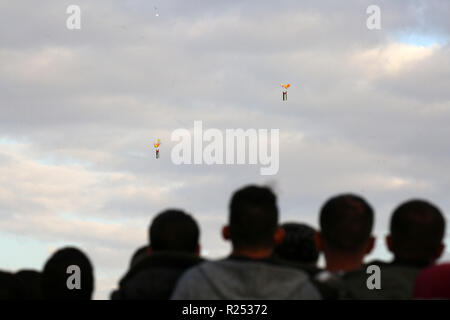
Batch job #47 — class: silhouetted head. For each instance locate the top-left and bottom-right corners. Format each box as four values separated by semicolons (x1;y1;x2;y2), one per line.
0;271;25;300
275;223;319;264
223;185;284;252
149;209;200;254
15;269;43;300
317;194;374;258
387;199;446;264
42;247;94;300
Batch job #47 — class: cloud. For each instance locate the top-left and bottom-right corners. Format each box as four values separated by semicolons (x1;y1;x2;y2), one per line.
356;42;438;76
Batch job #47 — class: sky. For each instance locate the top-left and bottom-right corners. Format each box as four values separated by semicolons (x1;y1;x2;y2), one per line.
0;0;449;299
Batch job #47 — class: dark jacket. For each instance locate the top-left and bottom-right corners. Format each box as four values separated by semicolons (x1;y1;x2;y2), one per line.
111;251;203;300
271;257;342;299
313;260;429;300
364;259;430;299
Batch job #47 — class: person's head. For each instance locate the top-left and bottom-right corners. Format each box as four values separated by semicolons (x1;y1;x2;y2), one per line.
275;223;319;265
15;270;43;300
316;194;375;271
149;209;200;254
222;185;285;256
42;247;94;300
387;199;446;264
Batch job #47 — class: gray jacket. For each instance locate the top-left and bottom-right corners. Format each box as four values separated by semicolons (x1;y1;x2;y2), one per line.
171;257;321;300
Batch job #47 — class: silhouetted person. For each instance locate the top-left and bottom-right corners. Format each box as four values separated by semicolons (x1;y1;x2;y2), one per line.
42;247;94;300
111;209;203;300
0;270;25;300
129;245;149;269
414;263;450;299
316;194;375;272
386;200;445;266
171;185;321;299
15;269;43;300
314;194;378;299
275;222;319;265
370;199;446;299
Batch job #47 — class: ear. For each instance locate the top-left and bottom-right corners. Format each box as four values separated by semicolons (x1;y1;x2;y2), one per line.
147;245;153;254
195;244;201;256
386;235;393;253
365;236;376;255
273;227;286;245
314;231;324;252
222;226;231;241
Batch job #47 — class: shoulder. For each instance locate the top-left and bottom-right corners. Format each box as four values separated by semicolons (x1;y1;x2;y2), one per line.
170;261;214;300
175;260;213;283
0;270;25;300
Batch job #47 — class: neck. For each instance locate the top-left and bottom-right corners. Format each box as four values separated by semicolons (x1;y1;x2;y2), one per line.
231;247;274;260
324;250;365;273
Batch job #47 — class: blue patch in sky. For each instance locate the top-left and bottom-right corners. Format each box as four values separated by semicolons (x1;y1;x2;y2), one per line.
394;31;448;47
36;156;92;168
0;230;89;272
0;232;48;271
0;137;22;145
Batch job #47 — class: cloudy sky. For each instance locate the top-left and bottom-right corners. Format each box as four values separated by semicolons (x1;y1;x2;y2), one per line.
0;0;449;299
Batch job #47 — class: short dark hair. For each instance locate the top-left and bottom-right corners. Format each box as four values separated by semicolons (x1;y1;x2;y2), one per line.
229;185;278;249
149;209;199;253
42;247;94;300
390;199;446;262
319;194;374;252
275;223;319;264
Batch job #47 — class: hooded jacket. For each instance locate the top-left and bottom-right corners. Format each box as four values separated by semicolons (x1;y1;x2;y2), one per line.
171;256;321;300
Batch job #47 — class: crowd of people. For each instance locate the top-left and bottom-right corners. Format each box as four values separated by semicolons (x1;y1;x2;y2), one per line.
1;184;449;300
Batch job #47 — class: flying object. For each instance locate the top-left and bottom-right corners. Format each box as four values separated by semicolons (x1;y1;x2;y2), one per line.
281;83;290;101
